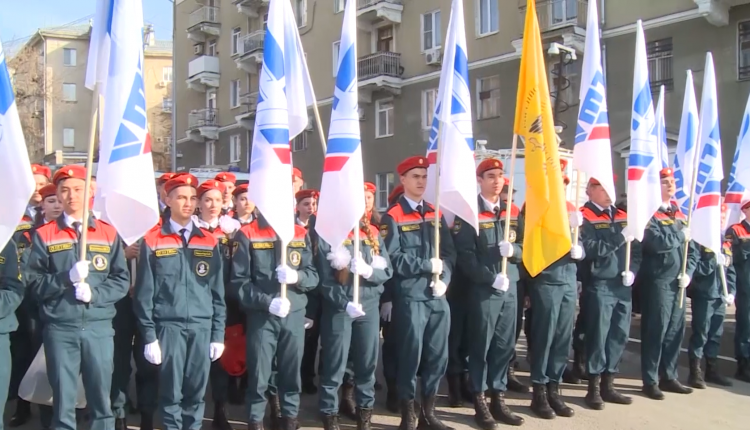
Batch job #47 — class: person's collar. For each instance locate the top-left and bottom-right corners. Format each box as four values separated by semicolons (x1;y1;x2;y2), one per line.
480;194;500;212
591;202;609;212
297;216;309;226
403;195;423;210
63;212;82;228
192;215;218;229
170;218;193;233
660;201;671;211
27;206;39;218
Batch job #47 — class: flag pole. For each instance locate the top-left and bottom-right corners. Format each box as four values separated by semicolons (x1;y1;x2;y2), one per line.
432;122;443;285
78;88;101;270
280;241;288;300
718;260;730;298
311;101;328;152
501;134;519;275
679;116;703;308
572;169;583;244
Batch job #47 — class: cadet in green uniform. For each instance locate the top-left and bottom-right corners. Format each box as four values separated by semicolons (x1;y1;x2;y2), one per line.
231;212;319;430
380;156;456;430
579;178;642;410
639;168;698;399
26;165;130;430
1;238;24;430
727;200;750;382
452;159;525;429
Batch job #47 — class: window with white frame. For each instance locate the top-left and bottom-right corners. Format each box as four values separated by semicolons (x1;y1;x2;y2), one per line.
647;38;673;92
231;27;241;55
162;66;173;82
421;88;438;129
376;99;394;138
334;0;344;13
263;14;268;31
292;132;308;152
230;135;241;163
421;10;441;52
208;39;217;56
230;79;241;108
332;41;340;77
62;83;76;102
294;0;307;27
477;0;499;36
63;48;76;66
375;173;395;210
206;141;216;165
476;75;500;119
63;128;75;148
739;21;750;80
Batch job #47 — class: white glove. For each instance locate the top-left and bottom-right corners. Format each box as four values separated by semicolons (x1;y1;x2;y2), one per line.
716;254;726;267
350;255;374;280
276;265;299;284
621;271;635;287
74;282;92;303
678;274;691;289
326;246;352;270
269;297;291;318
429;258;443;275
380;302;393;322
69;260;90;283
144;340;162;365
499;241;514;258
723;294;735;306
219;216;241;234
304;317;314;329
209;342;225;362
492;273;510;292
570;245;584;260
431;279;447;298
346;302;366;318
569;211;583;228
682;227;691;242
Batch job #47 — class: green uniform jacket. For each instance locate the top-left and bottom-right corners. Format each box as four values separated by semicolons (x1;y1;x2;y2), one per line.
639;204;699;283
26;216;130;330
134;222;226;344
315;227;393;310
379;198;456;302
0;240;23;334
688;241;736;299
726;221;750;294
231;217;318;313
580;202;642;282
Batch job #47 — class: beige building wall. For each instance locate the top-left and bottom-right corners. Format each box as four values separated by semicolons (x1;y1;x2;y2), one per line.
144;44;175;171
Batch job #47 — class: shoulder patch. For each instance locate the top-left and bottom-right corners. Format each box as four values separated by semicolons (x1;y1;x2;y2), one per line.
379;223;388;238
452;219;461;233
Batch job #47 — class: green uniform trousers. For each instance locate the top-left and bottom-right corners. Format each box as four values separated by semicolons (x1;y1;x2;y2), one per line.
573;293;587;355
43;327;115;430
394;298;450;400
9;301;36;400
381;318;397;381
528;282;576;384
447;294;470;376
584;282;632;375
157;326;211;430
689;298;725;359
246;309;304;422
0;334;9;430
319;301;379;414
468;293;516;393
736;290;750;359
640;283;686;385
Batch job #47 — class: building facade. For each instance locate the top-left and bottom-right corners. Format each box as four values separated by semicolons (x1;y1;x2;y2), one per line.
173;0;750;210
10;23;174;170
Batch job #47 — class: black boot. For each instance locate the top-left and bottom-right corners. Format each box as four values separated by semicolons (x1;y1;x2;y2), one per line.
399;400;417;430
642;383;665;400
472;393;497;430
8;399;31;428
386;379;399;413
248;422;265;430
600;373;632;405
140;413;155;430
460;372;474;403
212;403;233;430
228;379;244;405
530;383;555;420
546;382;574;417
705;357;733;387
115;417;128;430
584;375;604;410
281;417;298;430
506;366;529;394
418;395;454;430
321;414;340;430
357;408;373;430
562;366;581;385
659;378;693;394
687;356;706;389
339;380;357;421
489;391;524;426
446;374;462;407
572;349;587;382
268;394;282;430
736;358;750;383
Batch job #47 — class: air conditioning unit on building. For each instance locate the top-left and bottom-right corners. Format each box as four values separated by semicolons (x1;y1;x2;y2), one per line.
194;44;204;55
425;49;442;66
305;117;313;131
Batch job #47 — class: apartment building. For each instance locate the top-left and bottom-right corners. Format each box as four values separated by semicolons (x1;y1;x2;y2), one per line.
10;23;174;170
174;0;750;211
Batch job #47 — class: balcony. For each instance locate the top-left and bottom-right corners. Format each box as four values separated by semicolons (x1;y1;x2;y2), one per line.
357;0;403;25
234;0;269;18
187;108;219;142
517;0;586;52
357;51;403;103
186;56;220;92
234;31;264;74
161;97;172;113
235;92;259;130
187;6;221;42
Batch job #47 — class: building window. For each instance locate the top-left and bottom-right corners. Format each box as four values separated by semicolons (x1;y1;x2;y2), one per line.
162;67;172;82
263;14;269;31
738;21;750;80
477;0;499;36
208;39;217;56
421;88;438;129
332;41;340;77
294;0;307;27
334;0;344;13
476;75;500;119
63;128;75;148
647;38;673;92
63;48;76;66
62;83;76;102
231;27;241;55
230;79;241;108
230;135;241;163
375;172;395;210
375;99;394;138
421;10;442;52
292;132;308;152
206;141;216;165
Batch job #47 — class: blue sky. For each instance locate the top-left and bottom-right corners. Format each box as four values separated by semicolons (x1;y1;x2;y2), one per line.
1;0;173;48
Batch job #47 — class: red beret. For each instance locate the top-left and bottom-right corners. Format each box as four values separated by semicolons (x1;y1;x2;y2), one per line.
476;158;504;176
660;168;674;178
197;180;226;198
52;165;87;186
560;159;569;171
164;174;198;195
741;199;750;211
588;177;601;186
397;156;429;176
157;172;176;184
364;182;377;194
295;189;319;203
388;184;404;205
40;184;57;200
563;175;571;185
233;183;249;197
31;164;51;179
215;172;236;184
292;168;303;180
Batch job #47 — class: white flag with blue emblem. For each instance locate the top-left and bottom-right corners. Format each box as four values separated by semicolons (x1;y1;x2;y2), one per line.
89;0;160;245
673;71;699;215
726;93;750;227
654;85;669;169
0;38;35;251
423;0;478;231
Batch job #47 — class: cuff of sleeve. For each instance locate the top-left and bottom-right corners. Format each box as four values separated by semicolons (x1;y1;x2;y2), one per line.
211;330;224;344
144;330;158;345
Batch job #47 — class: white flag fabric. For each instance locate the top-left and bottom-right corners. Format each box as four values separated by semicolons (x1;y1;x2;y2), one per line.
85;0;112;93
691;53;724;254
673;71;700;215
725;93;750;227
625;21;662;242
91;0;160;245
573;0;615;202
0;38;35;250
423;0;478;231
654;85;669;169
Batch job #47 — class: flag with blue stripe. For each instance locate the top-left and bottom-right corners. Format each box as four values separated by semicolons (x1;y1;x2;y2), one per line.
673;71;699;215
654;85;669;169
725;93;750;227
